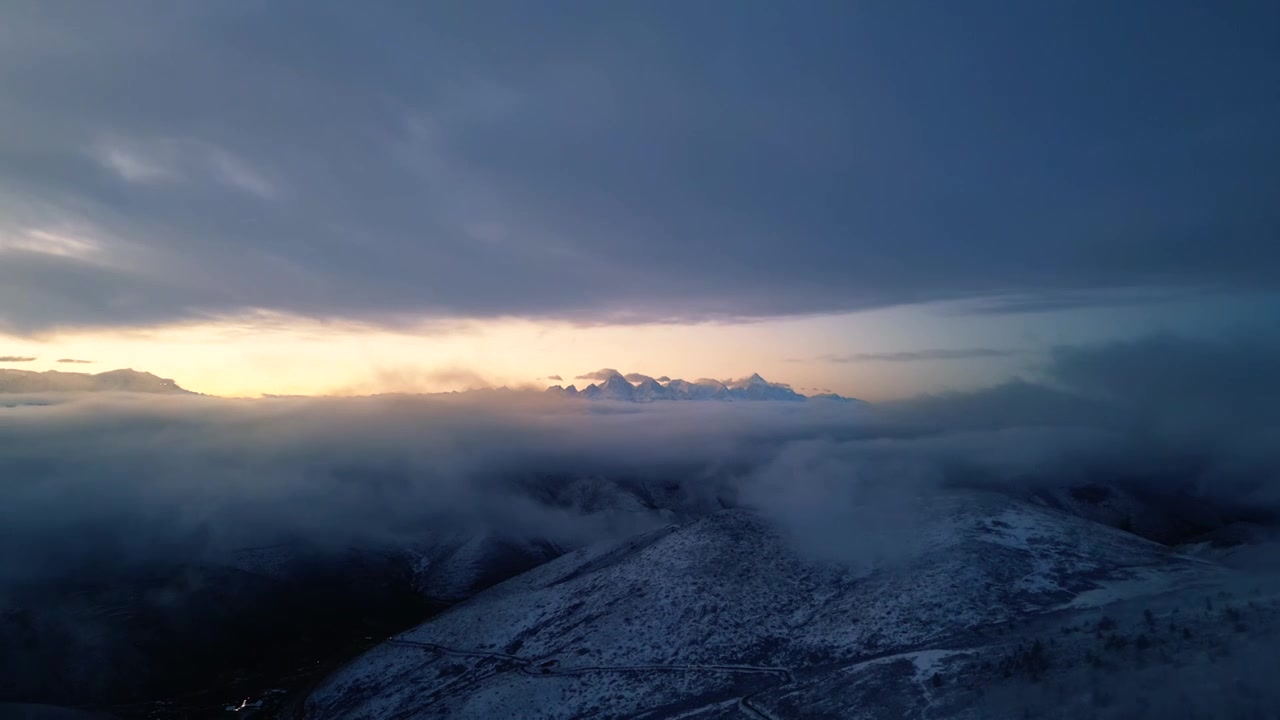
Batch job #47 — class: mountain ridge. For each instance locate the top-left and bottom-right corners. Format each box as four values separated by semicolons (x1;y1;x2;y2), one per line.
547;371;864;403
0;368;192;394
307;492;1278;719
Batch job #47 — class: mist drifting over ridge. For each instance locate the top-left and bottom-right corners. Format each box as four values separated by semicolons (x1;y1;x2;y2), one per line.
1;333;1279;714
3;1;1278;714
2;334;1277;593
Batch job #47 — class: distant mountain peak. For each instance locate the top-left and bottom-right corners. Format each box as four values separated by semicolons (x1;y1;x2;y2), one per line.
545;371;863;404
0;368;193;395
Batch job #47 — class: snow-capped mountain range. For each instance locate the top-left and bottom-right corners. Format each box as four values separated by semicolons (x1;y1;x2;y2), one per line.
546;369;863;403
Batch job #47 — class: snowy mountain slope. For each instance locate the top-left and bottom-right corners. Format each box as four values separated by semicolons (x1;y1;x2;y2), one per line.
748;568;1280;719
402;532;562;603
1;465;721;708
725;373;804;401
304;492;1259;719
547;372;850;403
224;530;568;606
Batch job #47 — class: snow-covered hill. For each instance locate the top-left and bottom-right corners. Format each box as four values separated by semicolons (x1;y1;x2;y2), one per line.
0;468;713;708
306;492;1277;718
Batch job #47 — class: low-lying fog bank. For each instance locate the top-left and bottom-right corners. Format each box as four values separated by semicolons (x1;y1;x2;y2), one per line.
1;335;1277;709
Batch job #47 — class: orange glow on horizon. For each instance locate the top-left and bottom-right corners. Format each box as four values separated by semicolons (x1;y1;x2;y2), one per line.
0;302;1049;401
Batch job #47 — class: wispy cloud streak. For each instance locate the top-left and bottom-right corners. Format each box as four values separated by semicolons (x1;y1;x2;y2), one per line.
824;348;1023;363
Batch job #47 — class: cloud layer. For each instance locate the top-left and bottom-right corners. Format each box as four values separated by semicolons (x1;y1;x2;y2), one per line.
1;334;1277;705
576;369;625;382
0;3;1277;331
0;335;1275;594
824;348;1022;363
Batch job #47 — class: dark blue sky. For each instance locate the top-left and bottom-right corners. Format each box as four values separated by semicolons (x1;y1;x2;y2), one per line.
0;2;1277;397
2;0;1277;331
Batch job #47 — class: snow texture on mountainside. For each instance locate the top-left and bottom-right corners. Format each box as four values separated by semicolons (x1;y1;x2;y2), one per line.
546;372;830;403
304;491;1265;719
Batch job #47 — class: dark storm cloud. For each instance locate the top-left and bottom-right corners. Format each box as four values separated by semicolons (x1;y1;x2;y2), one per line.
749;335;1280;562
1048;335;1279;413
882;335;1280;433
0;2;1277;331
824;348;1022;363
0;357;36;362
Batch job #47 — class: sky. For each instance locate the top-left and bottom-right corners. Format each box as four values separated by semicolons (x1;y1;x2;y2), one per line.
1;1;1277;399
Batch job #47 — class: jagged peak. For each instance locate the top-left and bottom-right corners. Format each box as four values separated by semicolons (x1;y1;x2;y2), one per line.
540;369;861;403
